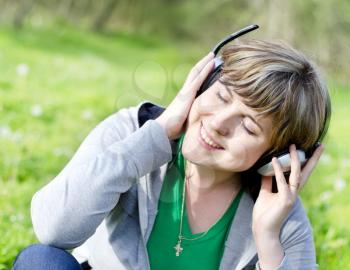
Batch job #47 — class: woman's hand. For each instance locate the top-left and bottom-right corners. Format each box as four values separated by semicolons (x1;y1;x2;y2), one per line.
252;144;324;236
155;52;215;140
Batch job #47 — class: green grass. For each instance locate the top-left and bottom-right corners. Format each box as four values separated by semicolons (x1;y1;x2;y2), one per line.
0;24;349;269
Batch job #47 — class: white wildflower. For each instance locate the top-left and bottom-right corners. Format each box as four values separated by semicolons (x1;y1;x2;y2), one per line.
333;178;346;192
16;63;29;76
81;109;93;120
319;191;332;202
0;125;12;138
30;104;43;117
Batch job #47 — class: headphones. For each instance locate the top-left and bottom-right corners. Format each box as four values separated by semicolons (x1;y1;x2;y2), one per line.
196;24;327;177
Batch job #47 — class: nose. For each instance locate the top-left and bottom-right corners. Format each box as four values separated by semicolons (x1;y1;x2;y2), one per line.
208;109;233;136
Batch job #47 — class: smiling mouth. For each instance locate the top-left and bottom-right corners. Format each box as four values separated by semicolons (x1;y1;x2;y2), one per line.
199;122;224;150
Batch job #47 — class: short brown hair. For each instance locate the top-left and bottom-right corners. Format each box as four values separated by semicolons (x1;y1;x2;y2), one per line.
219;38;331;155
219;39;331;199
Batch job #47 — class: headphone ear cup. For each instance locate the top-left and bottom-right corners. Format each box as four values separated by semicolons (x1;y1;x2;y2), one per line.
196;63;223;98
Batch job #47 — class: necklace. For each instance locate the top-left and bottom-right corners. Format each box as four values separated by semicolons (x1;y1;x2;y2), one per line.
174;160;237;257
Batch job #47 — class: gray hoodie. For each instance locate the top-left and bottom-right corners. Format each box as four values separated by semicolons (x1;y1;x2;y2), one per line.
31;101;318;270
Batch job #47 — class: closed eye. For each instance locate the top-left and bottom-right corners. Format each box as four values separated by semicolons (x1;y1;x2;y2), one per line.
216;92;228;103
216;90;257;136
241;120;256;136
244;125;255;135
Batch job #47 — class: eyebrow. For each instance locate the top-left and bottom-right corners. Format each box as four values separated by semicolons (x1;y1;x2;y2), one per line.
222;86;264;132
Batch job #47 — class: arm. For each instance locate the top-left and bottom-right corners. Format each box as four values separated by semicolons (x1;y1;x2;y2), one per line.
254;231;284;269
31;51;215;249
252;144;323;269
31;106;172;249
254;197;318;270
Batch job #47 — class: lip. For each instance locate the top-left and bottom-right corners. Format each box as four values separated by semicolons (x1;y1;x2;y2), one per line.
198;122;224;151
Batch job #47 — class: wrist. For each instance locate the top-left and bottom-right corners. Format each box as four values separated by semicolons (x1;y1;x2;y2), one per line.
155;116;183;140
253;226;280;242
253;230;284;270
252;221;282;237
155;117;170;138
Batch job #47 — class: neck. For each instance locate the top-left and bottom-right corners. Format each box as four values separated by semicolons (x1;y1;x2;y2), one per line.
185;160;241;196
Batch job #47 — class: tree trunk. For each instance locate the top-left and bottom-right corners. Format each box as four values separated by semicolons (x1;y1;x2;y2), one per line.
13;0;35;29
92;0;118;31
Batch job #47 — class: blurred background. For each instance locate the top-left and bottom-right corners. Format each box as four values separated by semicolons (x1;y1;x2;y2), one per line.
0;0;349;269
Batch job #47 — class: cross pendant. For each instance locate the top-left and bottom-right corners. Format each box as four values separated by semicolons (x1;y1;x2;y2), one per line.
174;239;183;256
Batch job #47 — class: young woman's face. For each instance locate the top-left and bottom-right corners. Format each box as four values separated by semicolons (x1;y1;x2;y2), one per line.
182;81;274;173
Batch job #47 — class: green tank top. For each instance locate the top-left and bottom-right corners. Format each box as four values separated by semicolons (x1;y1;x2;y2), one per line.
146;133;244;270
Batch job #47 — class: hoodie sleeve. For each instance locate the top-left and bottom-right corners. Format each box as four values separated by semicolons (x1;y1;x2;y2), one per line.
31;106;172;249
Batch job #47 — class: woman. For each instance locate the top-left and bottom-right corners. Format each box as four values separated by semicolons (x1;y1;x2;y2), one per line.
12;37;331;270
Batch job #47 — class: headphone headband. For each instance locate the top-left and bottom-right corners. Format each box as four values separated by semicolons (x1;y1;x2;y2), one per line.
197;24;259;97
212;24;259;55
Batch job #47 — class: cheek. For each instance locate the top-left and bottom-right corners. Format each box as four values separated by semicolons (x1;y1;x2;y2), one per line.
187;89;219;124
194;91;216;111
226;139;266;171
181;128;209;164
187;97;206;124
187;99;199;124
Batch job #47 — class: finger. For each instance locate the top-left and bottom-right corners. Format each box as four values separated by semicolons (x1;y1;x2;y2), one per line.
260;176;273;194
185;52;215;85
272;157;289;193
289;144;301;193
176;58;214;102
168;59;214;124
300;144;324;187
190;58;215;90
